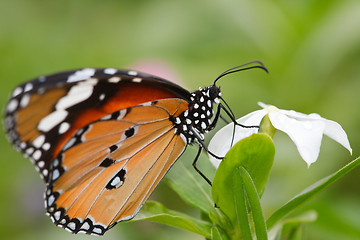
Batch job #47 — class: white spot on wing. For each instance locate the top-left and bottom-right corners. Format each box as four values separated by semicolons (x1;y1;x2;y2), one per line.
84;78;98;85
108;76;121;83
38;161;45;168
12;87;22;97
117;109;127;120
81;221;90;231
67;68;96;83
68;222;76;230
99;93;105;101
20;94;30;108
54;211;61;221
92;227;103;235
59;122;70;134
63;137;76;150
42;142;51;150
20;142;26;149
111;176;123;188
56;80;96;109
104;68;117;74
141;102;152;107
7;99;18;112
52;169;60;181
38;76;46;82
179;133;187;144
33;135;45;148
24;83;33;92
38;110;68;132
26;147;34;155
101;114;111;120
132;77;142;83
42;169;48;177
48;195;55;206
128;70;138;76
53;158;59;167
33;150;42;160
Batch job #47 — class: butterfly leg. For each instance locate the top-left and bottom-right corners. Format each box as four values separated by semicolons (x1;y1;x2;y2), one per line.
209;102;259;131
207;102;260;156
220;114;230;124
191;101;259;186
192;146;213;186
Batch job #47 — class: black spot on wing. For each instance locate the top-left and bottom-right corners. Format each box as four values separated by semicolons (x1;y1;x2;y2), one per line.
125;128;135;138
109;145;118;153
99;158;115;167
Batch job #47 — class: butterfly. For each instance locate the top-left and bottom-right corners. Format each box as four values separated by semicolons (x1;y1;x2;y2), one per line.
4;61;267;235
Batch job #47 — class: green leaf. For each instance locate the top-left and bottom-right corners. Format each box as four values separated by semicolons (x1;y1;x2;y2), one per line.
133;201;212;238
281;224;304;240
209;207;233;232
212;133;275;226
165;147;216;214
280;212;315;240
233;167;252;239
267;156;360;230
240;167;268;240
268;211;317;240
211;225;230;240
221;133;275;197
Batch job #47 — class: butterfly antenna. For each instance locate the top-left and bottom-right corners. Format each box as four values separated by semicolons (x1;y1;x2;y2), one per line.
213;60;269;85
214;61;267;147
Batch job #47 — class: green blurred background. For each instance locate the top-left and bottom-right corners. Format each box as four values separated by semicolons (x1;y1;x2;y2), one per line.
1;0;360;239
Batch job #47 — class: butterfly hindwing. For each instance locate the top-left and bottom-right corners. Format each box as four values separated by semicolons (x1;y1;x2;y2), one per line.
45;99;188;235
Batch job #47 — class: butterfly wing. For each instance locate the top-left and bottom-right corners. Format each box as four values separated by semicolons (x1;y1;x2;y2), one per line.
45;99;188;235
5;68;190;182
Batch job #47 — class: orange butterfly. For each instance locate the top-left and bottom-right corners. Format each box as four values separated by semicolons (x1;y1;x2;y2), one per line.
4;61;267;235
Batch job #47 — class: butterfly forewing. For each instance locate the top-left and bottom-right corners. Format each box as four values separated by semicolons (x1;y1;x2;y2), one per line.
5;68;189;182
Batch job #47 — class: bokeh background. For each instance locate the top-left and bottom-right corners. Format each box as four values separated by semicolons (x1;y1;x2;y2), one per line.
1;0;360;239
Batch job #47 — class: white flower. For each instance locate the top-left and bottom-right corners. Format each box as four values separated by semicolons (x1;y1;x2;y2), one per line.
209;102;352;167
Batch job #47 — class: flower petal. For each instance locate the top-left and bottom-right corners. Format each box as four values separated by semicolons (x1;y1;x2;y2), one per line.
277;109;352;155
321;118;352;154
268;111;326;166
208;109;267;168
278;109;322;121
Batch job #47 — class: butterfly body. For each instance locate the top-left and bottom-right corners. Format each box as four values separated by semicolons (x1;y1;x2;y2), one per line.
5;68;222;235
